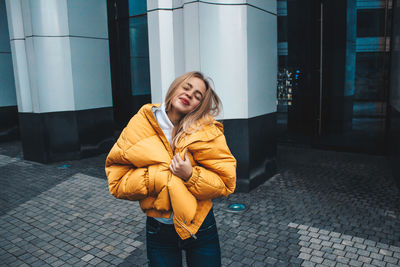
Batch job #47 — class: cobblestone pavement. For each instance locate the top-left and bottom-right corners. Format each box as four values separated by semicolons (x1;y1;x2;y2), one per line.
1;141;400;266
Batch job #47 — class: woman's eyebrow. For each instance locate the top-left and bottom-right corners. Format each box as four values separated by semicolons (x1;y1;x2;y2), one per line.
186;82;203;97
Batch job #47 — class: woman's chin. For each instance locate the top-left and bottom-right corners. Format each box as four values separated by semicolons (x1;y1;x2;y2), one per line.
173;104;191;114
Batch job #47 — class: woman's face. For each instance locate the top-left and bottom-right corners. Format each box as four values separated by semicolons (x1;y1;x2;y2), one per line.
171;76;207;115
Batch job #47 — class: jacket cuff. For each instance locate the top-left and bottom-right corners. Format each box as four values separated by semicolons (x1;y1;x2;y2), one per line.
185;166;200;188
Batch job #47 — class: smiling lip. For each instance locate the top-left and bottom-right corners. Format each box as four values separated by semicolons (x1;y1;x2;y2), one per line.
180;98;190;106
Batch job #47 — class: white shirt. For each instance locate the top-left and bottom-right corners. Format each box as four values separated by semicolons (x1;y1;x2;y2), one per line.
152;103;175;224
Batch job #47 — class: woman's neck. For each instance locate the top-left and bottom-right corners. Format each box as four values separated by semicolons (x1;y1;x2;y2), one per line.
166;108;182;126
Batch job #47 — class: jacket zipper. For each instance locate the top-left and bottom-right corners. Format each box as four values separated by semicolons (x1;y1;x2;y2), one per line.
174;217;197;239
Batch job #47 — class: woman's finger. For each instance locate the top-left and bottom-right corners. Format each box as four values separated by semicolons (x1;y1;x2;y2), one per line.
169;162;176;173
173;154;180;166
184;150;190;163
175;153;183;163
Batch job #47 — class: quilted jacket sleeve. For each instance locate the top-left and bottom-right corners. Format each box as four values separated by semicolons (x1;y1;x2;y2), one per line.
184;134;236;200
105;140;150;201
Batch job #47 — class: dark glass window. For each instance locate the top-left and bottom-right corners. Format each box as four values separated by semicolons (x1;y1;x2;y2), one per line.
107;0;151;128
357;9;388;37
355;52;388;101
129;16;150;96
278;16;288;42
128;0;151;96
129;0;146;16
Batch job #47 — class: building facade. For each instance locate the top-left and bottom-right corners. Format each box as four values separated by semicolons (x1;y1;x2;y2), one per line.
1;0;278;192
1;0;399;191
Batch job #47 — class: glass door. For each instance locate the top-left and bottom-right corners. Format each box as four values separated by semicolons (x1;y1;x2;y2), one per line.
277;0;392;154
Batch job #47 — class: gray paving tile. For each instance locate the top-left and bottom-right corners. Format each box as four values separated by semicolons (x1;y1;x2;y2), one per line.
1;143;400;266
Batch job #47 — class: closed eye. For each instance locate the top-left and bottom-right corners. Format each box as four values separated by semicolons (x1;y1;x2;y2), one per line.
195;94;202;100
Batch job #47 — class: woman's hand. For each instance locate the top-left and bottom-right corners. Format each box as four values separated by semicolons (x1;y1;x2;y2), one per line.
169;151;192;181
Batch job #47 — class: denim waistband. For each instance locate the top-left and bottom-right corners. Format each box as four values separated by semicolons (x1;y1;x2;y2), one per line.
147;208;215;228
147;216;175;228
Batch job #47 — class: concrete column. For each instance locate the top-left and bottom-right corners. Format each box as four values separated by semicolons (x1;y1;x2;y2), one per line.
5;0;114;163
147;0;177;103
0;0;18;141
147;0;278;192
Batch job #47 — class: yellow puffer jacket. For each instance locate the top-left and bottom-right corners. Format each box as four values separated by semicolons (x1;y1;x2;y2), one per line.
105;103;236;240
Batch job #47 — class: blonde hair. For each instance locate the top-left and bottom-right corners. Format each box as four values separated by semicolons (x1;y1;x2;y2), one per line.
164;71;221;148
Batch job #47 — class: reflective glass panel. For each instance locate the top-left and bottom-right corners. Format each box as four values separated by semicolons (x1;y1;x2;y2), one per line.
129;16;151;96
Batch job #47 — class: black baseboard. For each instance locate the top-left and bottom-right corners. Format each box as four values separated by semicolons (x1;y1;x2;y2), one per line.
223;112;277;192
18;107;114;163
76;108;115;158
0;106;19;142
388;106;400;189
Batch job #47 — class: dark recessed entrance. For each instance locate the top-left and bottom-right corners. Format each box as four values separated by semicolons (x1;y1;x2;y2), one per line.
277;0;392;155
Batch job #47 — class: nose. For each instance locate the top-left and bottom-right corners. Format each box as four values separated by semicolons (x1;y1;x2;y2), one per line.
185;90;193;99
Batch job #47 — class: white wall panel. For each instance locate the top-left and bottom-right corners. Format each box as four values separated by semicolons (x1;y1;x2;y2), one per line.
147;0;278;119
191;0;245;4
173;0;183;9
32;37;74;112
10;40;32;112
148;11;162;103
148;10;176;103
247;7;277;117
5;0;25;40
6;0;112;113
158;11;176;101
24;37;40;112
248;0;277;14
147;0;173;10
29;0;69;36
173;8;185;76
199;3;248;119
70;38;112;110
20;0;33;37
67;0;108;39
183;2;201;72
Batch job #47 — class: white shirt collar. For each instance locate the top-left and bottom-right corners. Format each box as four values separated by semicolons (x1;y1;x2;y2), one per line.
153;103;174;130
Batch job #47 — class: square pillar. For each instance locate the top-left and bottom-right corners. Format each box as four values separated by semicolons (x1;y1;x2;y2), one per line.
147;0;278;191
5;0;114;163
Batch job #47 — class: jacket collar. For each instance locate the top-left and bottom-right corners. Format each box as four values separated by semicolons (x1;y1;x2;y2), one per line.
141;103;174;157
140;103;224;150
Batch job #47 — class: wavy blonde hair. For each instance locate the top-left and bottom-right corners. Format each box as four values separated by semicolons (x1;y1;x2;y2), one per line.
165;71;221;148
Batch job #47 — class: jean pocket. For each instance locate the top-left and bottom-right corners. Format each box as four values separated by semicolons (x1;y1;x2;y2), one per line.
196;222;218;242
198;223;216;232
198;209;216;232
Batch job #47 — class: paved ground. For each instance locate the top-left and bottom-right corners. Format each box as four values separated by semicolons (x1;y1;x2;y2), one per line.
0;141;400;266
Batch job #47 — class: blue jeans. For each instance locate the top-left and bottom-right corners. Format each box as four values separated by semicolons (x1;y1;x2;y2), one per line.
146;209;221;267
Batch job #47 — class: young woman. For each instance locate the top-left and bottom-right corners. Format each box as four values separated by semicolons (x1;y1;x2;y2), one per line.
105;71;236;266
